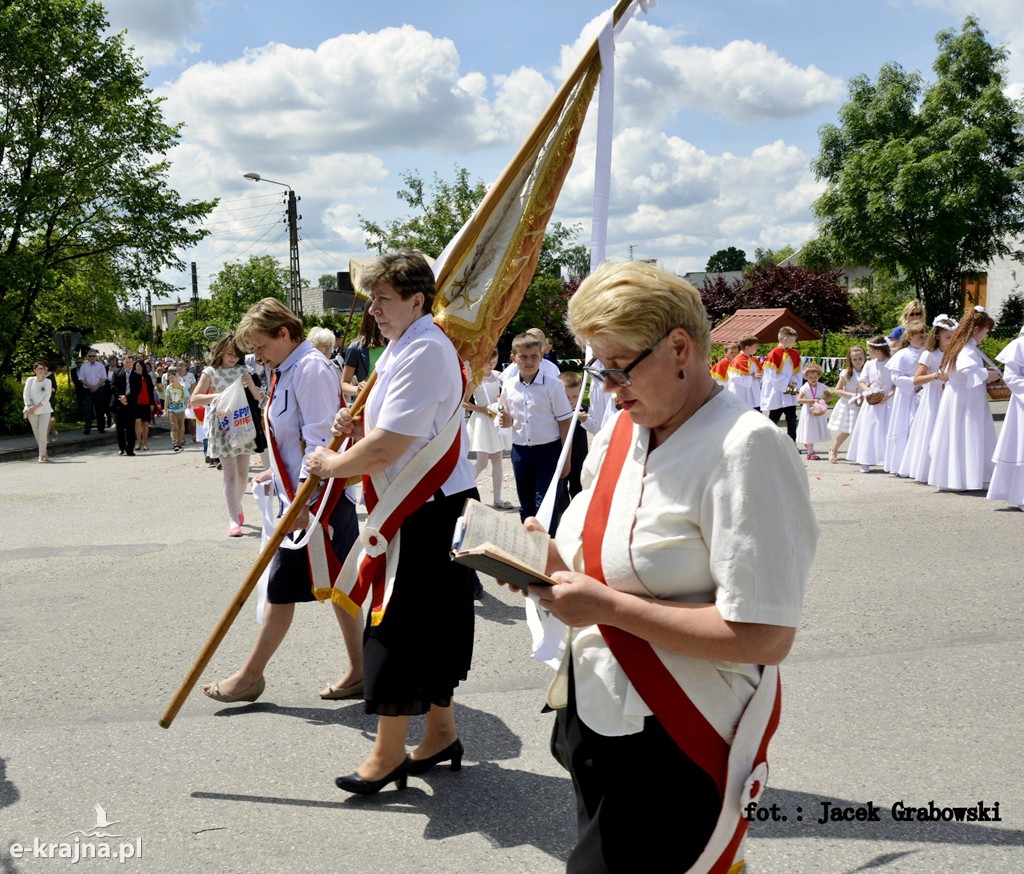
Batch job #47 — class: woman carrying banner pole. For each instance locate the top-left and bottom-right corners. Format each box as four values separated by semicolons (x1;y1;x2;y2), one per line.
306;250;479;795
201;299;364;704
509;261;818;873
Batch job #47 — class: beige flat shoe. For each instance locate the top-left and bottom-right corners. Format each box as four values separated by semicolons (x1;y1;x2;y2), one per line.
319;680;364;700
203;676;265;703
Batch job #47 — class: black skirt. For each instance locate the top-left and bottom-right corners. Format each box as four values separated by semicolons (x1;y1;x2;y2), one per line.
267;497;359;604
363;487;479;717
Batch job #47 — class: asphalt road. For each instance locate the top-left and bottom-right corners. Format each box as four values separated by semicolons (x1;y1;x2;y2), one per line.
0;432;1021;873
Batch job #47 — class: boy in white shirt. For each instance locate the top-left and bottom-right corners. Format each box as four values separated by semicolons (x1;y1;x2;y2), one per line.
498;333;574;532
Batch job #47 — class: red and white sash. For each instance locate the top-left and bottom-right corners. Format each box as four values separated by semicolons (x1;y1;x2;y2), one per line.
763;345;800;375
710;357;731;382
266;374;346;595
328;332;467;626
583;411;782;874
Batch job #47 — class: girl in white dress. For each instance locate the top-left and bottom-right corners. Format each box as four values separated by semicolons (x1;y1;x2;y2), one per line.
883;321;926;474
795;363;832;459
927;307;1001;491
897;315;956;481
987;326;1024;509
463;349;513;509
846;337;893;472
827;345;865;463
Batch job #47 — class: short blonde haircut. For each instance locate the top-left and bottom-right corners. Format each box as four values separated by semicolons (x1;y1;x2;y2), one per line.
236;297;303;347
511;333;541;353
567;261;710;360
778;326;798;340
306;326;336;351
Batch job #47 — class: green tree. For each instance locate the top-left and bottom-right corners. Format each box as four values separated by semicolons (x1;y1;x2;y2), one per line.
207;256;289;327
751;246;796;269
705;247;748;272
995;290;1024;336
813;17;1024;319
160;300;215;358
0;0;216;374
318;273;339;291
360;166;488;257
847;271;916;332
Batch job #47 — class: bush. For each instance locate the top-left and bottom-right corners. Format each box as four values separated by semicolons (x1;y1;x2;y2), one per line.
0;376;32;436
53;372;79;425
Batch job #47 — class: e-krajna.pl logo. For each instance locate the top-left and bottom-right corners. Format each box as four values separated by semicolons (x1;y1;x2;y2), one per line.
8;804;142;863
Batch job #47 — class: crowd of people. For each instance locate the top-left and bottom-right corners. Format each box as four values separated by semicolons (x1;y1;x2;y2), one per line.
708;306;1023;511
16;256;1021;872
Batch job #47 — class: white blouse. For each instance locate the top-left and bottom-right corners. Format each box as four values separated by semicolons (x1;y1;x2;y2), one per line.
366;315;475;495
555;390;818;739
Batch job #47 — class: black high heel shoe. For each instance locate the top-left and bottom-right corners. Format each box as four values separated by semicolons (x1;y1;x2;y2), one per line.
335;758;409;795
407;738;464;776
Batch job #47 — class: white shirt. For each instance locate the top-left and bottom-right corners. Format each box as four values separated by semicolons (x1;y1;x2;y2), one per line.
23;378;52;414
500;371;574;446
78;360;107;389
365;315;476;495
266;340;342;492
555;391;818;738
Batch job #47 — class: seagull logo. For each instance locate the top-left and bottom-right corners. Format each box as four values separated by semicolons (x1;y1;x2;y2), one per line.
64;804;123;838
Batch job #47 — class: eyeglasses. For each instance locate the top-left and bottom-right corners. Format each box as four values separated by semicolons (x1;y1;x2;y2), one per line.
583;332;671;388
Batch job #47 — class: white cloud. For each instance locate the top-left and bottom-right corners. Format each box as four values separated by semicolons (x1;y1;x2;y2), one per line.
555;130;822;272
556;18;846;128
101;0;204;66
155;14;841;286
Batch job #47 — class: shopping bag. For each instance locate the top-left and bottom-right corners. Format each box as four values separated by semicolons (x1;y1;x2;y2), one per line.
215;377;257;448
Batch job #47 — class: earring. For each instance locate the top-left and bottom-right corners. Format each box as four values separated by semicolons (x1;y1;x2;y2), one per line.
678;368;685;380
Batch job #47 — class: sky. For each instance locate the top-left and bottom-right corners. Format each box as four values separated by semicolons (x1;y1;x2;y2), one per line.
98;0;1024;299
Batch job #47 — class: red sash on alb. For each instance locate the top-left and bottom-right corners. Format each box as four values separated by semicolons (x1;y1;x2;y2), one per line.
581;411;782;874
710;357;731;383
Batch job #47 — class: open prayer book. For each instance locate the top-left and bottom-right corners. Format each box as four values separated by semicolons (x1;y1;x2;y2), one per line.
451;499;554;587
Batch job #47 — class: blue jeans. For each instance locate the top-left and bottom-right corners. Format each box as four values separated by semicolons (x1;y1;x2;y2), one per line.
511;440;562;534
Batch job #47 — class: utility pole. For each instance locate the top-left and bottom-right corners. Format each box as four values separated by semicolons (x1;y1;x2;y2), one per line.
286;189;302;318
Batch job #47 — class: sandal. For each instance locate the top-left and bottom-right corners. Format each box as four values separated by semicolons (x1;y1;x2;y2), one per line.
203;676;265;703
828;447;838;464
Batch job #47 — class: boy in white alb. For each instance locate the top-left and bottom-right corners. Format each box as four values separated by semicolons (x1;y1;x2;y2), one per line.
763;326;800;441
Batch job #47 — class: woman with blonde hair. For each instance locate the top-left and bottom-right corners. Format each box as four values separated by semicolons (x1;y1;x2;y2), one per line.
190;333;260;536
506;260;817;872
202;298;364;704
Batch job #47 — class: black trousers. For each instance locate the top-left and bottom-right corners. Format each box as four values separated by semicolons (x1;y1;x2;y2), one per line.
768;405;797;441
114;405;137;454
83;388;107;432
551;667;721;873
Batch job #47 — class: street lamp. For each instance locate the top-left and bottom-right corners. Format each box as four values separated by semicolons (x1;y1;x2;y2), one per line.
243;172;303;317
